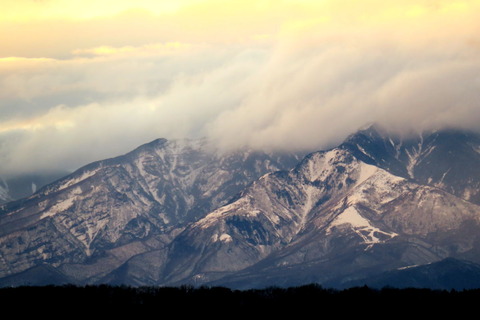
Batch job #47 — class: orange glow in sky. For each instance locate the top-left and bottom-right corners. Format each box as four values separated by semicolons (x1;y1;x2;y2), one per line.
2;0;479;58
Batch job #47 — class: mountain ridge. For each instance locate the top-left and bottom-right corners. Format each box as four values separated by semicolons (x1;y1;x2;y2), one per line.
156;142;480;288
2;126;480;289
341;125;480;203
0;137;303;285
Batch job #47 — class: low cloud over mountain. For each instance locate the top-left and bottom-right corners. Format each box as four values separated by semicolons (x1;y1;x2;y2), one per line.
1;1;479;176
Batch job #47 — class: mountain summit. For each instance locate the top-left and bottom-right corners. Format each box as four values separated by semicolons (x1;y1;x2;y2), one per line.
342;125;480;204
1;126;480;289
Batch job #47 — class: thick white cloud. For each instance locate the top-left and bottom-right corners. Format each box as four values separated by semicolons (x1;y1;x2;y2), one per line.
1;0;480;175
0;44;267;175
207;30;480;151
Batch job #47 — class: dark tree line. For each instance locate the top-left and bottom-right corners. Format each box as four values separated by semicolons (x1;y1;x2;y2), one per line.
0;284;478;316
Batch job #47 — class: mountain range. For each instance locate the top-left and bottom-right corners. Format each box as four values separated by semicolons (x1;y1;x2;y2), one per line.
1;125;480;290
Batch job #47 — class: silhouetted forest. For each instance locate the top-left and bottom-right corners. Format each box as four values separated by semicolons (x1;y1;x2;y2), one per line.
1;284;479;316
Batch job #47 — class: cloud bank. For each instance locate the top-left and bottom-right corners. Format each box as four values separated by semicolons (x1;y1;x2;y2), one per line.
1;0;480;176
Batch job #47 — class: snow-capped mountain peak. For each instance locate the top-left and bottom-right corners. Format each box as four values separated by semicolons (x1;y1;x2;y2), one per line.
0;137;302;284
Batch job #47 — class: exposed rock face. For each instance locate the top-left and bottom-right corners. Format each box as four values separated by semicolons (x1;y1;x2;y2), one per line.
0;138;301;285
342;126;480;204
159;146;480;288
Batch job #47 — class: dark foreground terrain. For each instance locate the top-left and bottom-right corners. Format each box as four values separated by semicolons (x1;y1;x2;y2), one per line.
1;284;479;316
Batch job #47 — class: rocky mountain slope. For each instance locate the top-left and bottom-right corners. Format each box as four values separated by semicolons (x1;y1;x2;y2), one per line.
157;145;480;288
1;126;480;289
0;138;301;286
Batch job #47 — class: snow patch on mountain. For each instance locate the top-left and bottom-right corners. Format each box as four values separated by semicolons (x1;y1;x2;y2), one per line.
40;197;75;220
463;188;474;201
355;162;379;187
347;169;406;210
356;143;374;159
199;201;242;229
219;233;233;243
55;169;100;192
305;150;340;182
327;206;397;246
40;187;83;219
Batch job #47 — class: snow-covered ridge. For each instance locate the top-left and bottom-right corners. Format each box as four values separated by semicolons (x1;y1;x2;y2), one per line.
52;168;100;193
302;149;351;182
39;187;83;220
348;169;405;206
354;162;378;187
197;200;244;229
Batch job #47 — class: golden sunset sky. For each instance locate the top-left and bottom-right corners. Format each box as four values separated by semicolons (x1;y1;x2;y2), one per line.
1;0;480;175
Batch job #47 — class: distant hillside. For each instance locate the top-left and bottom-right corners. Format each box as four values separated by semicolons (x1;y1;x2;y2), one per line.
335;258;480;290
